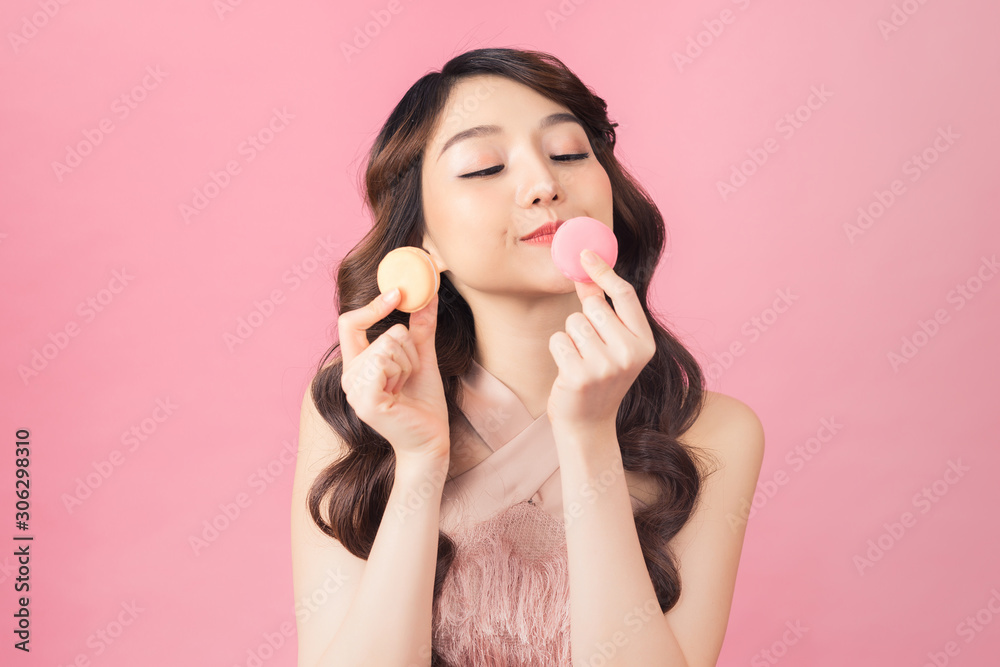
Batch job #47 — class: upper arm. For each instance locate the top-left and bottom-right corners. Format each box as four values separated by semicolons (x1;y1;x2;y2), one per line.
663;391;766;667
291;382;366;667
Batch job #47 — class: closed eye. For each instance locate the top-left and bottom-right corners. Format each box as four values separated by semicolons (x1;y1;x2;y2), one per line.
459;152;591;179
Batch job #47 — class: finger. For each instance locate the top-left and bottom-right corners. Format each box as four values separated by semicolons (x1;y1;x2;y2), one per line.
343;344;400;399
564;311;606;360
338;289;400;365
382;354;405;396
384;323;421;379
578;250;647;337
574;274;604;305
376;335;411;395
579;293;632;360
407;292;439;360
367;346;404;398
574;276;621;339
549;330;581;367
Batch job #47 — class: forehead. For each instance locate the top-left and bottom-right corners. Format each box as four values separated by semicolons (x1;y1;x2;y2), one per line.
429;75;575;146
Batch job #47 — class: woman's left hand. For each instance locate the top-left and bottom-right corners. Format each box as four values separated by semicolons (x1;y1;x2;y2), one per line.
547;249;656;432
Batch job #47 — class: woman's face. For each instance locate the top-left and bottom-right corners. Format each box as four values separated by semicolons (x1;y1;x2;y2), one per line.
420;74;613;298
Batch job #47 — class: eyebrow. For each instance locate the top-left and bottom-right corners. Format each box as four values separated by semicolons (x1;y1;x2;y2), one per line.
436;112;584;163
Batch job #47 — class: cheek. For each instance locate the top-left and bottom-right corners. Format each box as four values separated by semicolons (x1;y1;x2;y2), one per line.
423;182;480;237
574;165;613;203
452;189;494;219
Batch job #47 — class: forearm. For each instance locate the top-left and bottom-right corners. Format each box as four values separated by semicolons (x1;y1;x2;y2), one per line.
555;422;690;667
316;453;448;667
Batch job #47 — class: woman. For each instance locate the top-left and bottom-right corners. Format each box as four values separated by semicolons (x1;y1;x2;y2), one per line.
291;47;765;667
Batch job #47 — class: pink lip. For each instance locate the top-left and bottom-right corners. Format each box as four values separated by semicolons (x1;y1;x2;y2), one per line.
521;233;556;245
521;220;564;241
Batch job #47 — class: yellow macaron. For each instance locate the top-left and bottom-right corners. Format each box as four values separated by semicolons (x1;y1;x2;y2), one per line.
376;246;441;313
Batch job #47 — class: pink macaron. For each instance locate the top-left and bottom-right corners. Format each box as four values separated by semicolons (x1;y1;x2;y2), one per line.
550;216;618;282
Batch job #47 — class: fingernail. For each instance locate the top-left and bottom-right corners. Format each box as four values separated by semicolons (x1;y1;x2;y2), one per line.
581;249;599;265
382;288;399;302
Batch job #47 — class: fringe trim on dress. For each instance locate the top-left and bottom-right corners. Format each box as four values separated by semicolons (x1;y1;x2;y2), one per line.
433;500;572;666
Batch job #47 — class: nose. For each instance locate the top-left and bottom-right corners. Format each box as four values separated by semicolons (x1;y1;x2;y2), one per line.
515;153;563;208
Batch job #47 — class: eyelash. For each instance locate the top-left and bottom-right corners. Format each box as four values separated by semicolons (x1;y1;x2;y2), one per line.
460;152;591;179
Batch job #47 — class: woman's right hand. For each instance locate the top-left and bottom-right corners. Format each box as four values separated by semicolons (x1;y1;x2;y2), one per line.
338;289;450;468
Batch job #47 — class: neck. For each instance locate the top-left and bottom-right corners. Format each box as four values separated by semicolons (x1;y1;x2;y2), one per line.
461;289;583;420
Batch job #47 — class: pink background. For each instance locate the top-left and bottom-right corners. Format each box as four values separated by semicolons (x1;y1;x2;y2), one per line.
3;0;999;665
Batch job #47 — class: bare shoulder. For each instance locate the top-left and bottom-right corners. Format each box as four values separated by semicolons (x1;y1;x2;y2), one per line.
680;389;766;468
625;390;763;508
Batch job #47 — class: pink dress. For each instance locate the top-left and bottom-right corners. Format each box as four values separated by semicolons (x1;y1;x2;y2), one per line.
432;359;650;666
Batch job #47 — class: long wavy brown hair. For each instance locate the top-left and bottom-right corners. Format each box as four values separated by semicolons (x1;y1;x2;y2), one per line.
306;47;718;665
